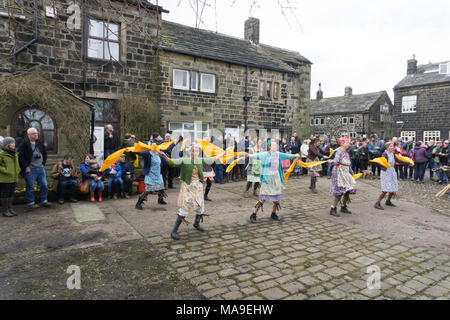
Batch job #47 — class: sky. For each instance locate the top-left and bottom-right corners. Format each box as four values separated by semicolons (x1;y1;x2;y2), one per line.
157;0;450;101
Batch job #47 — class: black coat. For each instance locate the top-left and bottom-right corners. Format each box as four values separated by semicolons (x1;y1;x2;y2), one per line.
18;138;47;176
104;131;119;151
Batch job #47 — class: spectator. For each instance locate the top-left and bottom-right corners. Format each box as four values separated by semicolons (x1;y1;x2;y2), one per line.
80;155;104;202
51;154;79;204
358;141;369;172
324;138;339;178
0;137;20;217
18;128;50;209
106;159;123;200
118;154;133;198
213;135;225;184
412;141;427;183
121;133;137;172
394;142;407;180
300;139;309;175
104;124;119;159
368;135;381;177
160;131;179;189
404;137;415;180
425;139;436;181
436;140;449;184
348;140;359;174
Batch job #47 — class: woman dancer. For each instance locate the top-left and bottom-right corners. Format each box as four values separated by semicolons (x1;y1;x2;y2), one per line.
328;139;356;217
248;141;299;223
203;138;215;201
307;138;322;193
243;139;261;197
374;141;412;210
161;144;225;240
133;143;167;210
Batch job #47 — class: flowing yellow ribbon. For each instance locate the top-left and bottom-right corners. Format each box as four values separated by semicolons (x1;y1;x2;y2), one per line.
395;154;414;166
225;157;245;173
283;158;298;181
369;157;391;168
329;146;342;158
180;139;190;152
352;173;362;180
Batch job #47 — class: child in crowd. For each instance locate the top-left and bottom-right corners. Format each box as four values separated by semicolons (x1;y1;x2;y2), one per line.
106;160;123;200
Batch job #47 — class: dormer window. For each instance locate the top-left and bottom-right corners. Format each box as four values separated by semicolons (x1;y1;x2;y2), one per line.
439;63;450;74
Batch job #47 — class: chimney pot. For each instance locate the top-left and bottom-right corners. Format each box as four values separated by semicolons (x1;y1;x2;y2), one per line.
244;17;260;45
316;83;323;100
345;86;352;96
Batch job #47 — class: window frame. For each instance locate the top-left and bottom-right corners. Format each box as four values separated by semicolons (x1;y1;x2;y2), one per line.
200;73;216;93
259;80;265;98
87;98;120;137
169;122;210;142
265;81;272;99
87;19;120;61
423;130;440;143
349;117;354;124
402;95;417;113
273;82;279;99
342;117;348;125
172;69;190;90
191;71;198;91
400;131;416;141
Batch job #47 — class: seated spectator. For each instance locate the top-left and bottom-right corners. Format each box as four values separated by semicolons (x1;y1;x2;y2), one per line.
106;160;123;200
118;154;133;198
51;154;79;204
0;137;20;217
80;155;104;202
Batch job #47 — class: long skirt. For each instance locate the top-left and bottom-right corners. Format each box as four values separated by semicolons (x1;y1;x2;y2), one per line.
259;170;283;202
177;179;205;216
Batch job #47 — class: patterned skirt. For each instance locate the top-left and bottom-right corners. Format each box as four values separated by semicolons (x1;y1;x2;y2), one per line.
307;157;321;177
177;179;205;216
259;170;283;202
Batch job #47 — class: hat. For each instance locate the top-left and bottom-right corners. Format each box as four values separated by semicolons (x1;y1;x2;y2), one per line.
2;137;15;148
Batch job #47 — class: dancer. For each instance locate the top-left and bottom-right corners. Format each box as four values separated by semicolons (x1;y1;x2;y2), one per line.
160;144;225;240
328;139;356;217
243;139;261;198
132;143;167;210
248;141;299;223
374;141;412;210
307;138;322;193
203;138;215;201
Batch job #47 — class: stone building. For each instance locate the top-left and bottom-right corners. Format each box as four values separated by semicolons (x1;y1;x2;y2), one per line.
394;56;450;142
159;18;312;141
0;0;166;164
309;86;395;139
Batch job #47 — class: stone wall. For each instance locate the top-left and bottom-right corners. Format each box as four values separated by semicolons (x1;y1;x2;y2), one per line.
159;51;311;139
394;83;450;141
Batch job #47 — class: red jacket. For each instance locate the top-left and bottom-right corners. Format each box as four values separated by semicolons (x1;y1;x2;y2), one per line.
394;146;407;166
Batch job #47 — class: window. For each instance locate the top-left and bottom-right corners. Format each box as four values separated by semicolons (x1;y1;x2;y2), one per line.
310;118;314;126
88;19;120;61
87;99;120;130
320;118;325;125
350;132;357;138
349;117;354;124
439;63;450;75
266;81;272;98
11;108;57;154
173;69;189;90
169;122;209;142
423;131;440;142
342;117;348;125
402;95;417;113
191;72;198;91
401;131;416;141
315;118;319;125
200;73;215;93
259;80;265;98
273;82;279;99
380;103;389;122
314;118;325;126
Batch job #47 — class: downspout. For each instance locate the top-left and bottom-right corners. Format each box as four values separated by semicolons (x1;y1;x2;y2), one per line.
243;66;250;132
82;0;94;154
12;0;39;73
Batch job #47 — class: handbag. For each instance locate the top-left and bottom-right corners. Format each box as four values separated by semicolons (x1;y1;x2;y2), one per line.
77;179;90;194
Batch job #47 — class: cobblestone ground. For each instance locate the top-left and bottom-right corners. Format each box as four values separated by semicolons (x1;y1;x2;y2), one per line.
147;176;449;300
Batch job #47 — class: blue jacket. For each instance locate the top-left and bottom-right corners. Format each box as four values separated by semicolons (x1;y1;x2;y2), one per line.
105;164;121;179
80;162;91;182
136;151;155;176
253;151;297;184
118;162;132;179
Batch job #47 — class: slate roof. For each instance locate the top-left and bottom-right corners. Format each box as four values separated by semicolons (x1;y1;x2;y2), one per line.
310;91;386;116
112;0;168;13
395;61;450;89
160;20;311;74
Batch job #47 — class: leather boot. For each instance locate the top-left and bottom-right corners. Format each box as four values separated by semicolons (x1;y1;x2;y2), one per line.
271;212;281;221
135;196;145;210
158;192;167;205
250;212;257;223
171;215;184;240
330;207;340;217
311;177;318;193
385;200;396;207
374;202;384;210
193;214;204;232
341;205;352;214
2;199;13;217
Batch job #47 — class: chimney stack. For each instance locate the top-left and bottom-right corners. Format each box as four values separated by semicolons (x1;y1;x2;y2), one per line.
407;54;417;75
316;83;323;100
345;86;352;96
244;17;260;45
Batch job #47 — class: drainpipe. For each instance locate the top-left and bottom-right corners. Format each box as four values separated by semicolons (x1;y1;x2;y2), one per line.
243;66;251;132
82;0;94;154
12;0;39;73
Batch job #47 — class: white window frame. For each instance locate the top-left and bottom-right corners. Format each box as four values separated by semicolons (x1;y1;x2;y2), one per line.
87;19;120;61
400;131;416;141
350;132;357;138
402;95;417;113
315;118;320;126
320;118;325;125
342;117;348;125
200;73;216;93
191;71;198;91
423;131;440;143
169;122;209;142
173;69;189;90
349;117;354;124
439;63;450;75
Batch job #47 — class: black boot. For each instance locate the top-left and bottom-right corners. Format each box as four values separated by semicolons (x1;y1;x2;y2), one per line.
135;196;145;210
271;212;281;221
330;207;340;217
250;213;257;223
171;216;184;240
374;202;384;210
193;214;205;232
341;206;352;214
158;191;167;205
2;199;13;218
385;200;396;207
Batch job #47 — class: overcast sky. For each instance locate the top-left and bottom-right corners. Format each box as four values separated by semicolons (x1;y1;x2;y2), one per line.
159;0;450;101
